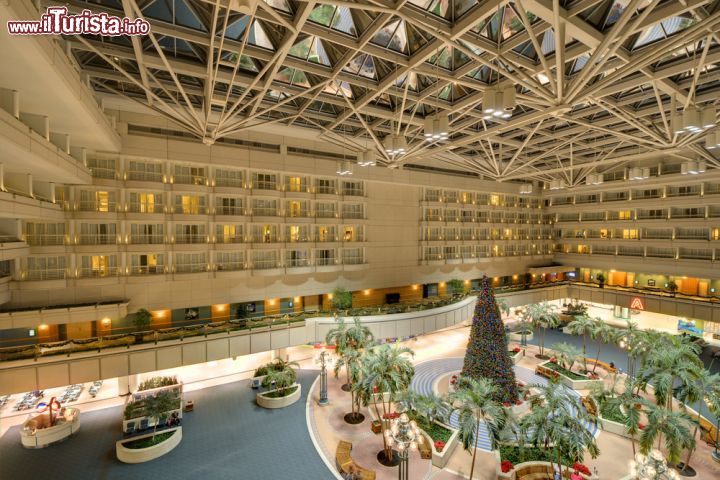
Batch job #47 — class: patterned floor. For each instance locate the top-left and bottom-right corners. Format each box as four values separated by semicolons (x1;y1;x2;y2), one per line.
410;357;599;451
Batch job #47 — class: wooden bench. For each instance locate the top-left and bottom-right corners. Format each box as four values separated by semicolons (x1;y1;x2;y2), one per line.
699;416;719;446
516;464;554;480
584;358;617;374
582;396;598;417
335;440;376;480
535;365;560;380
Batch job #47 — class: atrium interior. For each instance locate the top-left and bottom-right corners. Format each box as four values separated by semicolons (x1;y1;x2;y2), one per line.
1;1;720;479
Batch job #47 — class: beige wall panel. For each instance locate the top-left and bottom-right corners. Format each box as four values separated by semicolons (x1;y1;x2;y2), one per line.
229;335;250;358
69;359;101;384
156;346;183;370
288;326;307;346
676;302;693;318
129;350;156;375
396;319;410;338
37;363;69;389
423;316;436;333
100;355;129;379
250;331;271;354
0;368;37;395
182;342;206;366
206;339;229;362
270;330;290;350
379;321;396;340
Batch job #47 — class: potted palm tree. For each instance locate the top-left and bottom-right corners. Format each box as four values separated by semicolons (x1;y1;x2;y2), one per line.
589;320;617;374
640;403;695;468
450;378;510;480
256;359;302;408
326;317;373;392
356;344;414;466
523;302;560;359
667;280;679;297
133;308;153;332
396;391;457;467
566;315;597;373
596;273;605;288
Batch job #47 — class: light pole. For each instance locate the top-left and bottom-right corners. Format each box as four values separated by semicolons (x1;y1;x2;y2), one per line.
316;350;332;406
629;450;679;479
385;412;422;480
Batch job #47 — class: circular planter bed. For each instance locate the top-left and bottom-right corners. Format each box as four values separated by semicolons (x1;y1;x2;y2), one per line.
20;408;81;448
116;426;182;463
256;383;302;409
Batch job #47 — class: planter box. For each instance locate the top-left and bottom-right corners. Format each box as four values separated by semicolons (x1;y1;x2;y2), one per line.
494;450;599;480
509;349;524;365
538;361;603;390
20;408;81;448
508;331;533;343
116;427;182;464
256;383;302;409
421;421;459;469
250;375;266;389
598;415;634;438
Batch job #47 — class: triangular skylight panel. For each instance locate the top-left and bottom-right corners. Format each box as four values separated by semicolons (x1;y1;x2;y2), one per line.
275;67;311;88
288;36;331;66
409;0;450;19
395;72;418;91
371;19;410;54
309;5;357;36
323;80;353;98
343;54;377;79
173;0;206;31
249;21;274;50
221;51;259;73
223;16;250;41
141;0;172;22
541;29;555;55
263;0;292;14
500;6;524;40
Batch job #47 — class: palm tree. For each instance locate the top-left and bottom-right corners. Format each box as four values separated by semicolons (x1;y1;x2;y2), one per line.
640;402;695;465
522;302;560;359
345;349;365;423
144;390;178;438
619;320;642;377
497;298;510;318
589;320;616;374
639;339;702;410
326;317;374;391
603;378;643;455
396;391;451;430
520;380;599;478
357;344;415;463
449;378;510;480
566;314;597;372
675;369;720;474
550;342;582;373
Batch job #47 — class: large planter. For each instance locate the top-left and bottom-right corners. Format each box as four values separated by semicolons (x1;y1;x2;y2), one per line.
538;361;603;390
598;415;635;438
509;349;525;365
420;421;459;468
256;383;302;409
494;450;598;480
508;331;533;343
20;408;81;448
116;426;182;463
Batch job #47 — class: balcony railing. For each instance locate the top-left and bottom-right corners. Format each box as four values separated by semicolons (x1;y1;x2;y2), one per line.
127;203;163;213
130;235;164;244
216;262;245;271
25;235;64;246
215;206;245;216
26;269;66;281
79;235;117;245
215;178;244;188
78;202;116;212
174;174;206;185
175;235;207;244
251;207;278;216
175;263;207;273
127;171;163;182
217;236;244;244
342;256;364;265
315;257;337;266
90;167;118;180
285;258;310;268
252;259;279;269
79;268;119;278
130;266;164;275
316;210;337;218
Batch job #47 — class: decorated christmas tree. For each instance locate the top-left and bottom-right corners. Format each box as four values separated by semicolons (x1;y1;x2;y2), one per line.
460;276;518;404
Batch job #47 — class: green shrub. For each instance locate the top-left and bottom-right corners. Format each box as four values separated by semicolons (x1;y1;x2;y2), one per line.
332;287;353;309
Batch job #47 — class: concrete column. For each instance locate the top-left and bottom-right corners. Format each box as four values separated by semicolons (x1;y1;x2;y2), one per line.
271;348;288;362
27;174;33;198
117;374;140;396
49;183;56;203
0;164;4;191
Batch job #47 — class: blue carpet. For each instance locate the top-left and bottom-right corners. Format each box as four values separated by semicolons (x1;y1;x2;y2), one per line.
0;370;334;480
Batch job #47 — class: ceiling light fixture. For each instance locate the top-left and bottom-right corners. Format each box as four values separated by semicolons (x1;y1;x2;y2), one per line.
677;105;716;134
228;0;259;14
586;173;604;185
357;149;376;167
336;160;353;176
548;179;565;190
482;86;515;120
423;114;449;142
383;134;407;156
628;166;650;180
706;130;720;149
519;184;533;194
681;160;706;175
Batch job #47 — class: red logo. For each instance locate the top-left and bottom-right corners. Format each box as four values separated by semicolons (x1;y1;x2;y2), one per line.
629;297;645;310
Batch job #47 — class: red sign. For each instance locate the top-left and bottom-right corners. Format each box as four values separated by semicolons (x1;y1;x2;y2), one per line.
629;297;645;310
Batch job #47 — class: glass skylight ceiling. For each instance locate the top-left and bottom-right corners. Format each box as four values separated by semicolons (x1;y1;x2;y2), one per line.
71;0;720;180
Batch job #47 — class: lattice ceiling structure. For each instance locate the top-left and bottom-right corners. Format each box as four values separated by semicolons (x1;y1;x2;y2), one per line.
62;0;720;184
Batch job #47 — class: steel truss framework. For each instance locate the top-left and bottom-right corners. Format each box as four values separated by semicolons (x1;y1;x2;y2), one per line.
62;0;720;183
